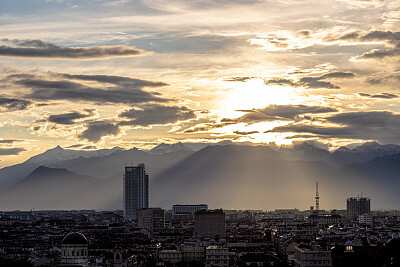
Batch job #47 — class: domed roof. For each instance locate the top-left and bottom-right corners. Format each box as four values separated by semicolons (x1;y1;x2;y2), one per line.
62;232;88;245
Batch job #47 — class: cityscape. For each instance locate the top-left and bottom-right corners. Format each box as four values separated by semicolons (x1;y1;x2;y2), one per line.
1;0;400;266
0;161;400;266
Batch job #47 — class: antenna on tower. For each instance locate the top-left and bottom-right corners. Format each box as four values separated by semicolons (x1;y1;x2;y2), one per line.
315;182;320;213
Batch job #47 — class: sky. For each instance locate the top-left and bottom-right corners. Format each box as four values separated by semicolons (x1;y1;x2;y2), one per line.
0;0;400;167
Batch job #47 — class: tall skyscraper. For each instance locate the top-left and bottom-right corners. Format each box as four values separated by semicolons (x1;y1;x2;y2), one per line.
123;163;149;220
346;196;370;219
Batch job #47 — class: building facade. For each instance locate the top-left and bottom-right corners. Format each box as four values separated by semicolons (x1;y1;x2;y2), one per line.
172;204;208;217
205;246;229;267
180;242;206;262
194;209;226;238
123;163;149;220
158;250;183;263
346;197;370;219
60;232;89;267
294;243;332;267
137;208;165;234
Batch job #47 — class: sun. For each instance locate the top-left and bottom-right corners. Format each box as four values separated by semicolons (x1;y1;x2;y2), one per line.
222;78;298;111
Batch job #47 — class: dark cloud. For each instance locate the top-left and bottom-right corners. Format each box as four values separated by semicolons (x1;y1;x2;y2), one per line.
0;95;32;112
228;104;337;124
78;121;120;143
358;92;371;97
299;77;337;89
0;38;147;59
233;130;259;135
298;30;311;37
9;73;169;105
365;74;400;84
62;74;168;87
327;111;400;127
183;126;210;133
355;48;400;60
264;78;299;87
325;31;400;43
360;31;400;42
0;139;21;144
224;76;255;82
46;109;96;125
0;147;26;155
264;71;354;89
268;111;400;143
325;31;400;60
318;72;355;79
358;92;398;99
118;105;196;126
66;144;84;148
267;124;350;136
182;121;234;133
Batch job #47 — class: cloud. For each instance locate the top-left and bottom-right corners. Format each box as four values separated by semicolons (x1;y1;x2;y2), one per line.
66;144;85;148
233;130;259;135
0;95;33;112
0;139;21;144
325;31;400;60
354;48;400;60
327;111;400;127
224;76;255;82
264;77;299;87
0;38;147;59
358;92;398;99
264;71;355;89
268;111;400;143
78;121;120;142
267;124;350;136
46;109;96;125
227;104;338;124
8;73;169;105
0;147;26;155
118;105;196;126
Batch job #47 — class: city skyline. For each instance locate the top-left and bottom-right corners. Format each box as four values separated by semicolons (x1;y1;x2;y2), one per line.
1;0;400;168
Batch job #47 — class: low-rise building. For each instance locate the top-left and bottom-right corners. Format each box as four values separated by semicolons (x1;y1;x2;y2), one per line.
158;250;182;263
180;242;205;262
294;243;332;267
205;246;229;267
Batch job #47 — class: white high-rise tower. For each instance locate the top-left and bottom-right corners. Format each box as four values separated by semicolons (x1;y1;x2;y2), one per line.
123;163;149;220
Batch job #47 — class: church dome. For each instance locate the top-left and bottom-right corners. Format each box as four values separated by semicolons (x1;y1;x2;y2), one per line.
62;232;88;245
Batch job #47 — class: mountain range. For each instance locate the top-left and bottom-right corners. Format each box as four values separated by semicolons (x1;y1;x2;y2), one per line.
0;141;399;211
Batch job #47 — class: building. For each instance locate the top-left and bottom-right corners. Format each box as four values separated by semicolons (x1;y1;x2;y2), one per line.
346;196;370;219
60;232;89;266
294;243;332;267
307;214;343;225
180;242;206;262
123;163;149;220
158;250;182;263
137;208;165;234
205;246;229;267
172;204;208;217
194;209;226;238
359;213;373;225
